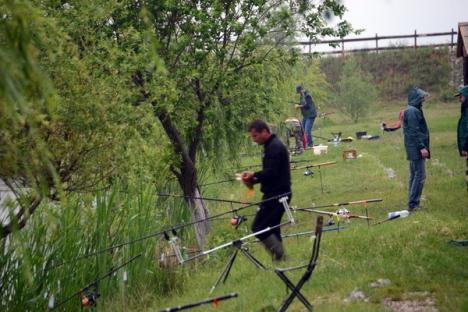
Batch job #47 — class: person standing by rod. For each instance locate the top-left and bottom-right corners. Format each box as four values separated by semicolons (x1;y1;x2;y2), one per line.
295;85;317;148
403;86;430;212
241;120;291;261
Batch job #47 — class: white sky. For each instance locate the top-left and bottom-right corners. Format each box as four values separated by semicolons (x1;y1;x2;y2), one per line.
310;0;468;52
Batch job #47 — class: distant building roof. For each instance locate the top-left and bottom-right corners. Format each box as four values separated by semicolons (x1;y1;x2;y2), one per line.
457;22;468;58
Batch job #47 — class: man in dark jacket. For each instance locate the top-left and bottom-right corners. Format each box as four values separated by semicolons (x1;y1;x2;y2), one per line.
455;85;468;190
295;85;317;147
403;87;430;211
241;119;291;260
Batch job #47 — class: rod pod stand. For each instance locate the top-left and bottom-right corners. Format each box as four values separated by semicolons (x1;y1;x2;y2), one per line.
209;240;266;294
164;230;184;264
279;196;295;224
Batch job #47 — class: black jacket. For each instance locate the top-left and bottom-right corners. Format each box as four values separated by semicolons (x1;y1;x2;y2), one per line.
254;134;291;197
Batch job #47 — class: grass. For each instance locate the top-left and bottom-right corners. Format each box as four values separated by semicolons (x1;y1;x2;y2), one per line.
2;100;467;311
103;100;468;312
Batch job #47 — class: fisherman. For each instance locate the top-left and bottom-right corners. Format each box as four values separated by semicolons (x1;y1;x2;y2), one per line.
455;85;468;156
454;85;468;190
241;119;291;261
295;85;317;147
402;86;430;212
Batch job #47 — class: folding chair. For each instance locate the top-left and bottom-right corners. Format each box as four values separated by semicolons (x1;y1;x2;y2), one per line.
275;216;323;312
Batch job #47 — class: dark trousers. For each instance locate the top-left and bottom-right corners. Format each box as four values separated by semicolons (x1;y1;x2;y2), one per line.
408;159;426;209
252;195;290;241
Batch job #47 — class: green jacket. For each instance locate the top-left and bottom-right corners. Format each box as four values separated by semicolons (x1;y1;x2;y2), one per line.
403;87;430;160
457;97;468;155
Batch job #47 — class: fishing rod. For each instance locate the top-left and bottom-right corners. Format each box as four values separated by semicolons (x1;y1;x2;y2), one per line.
184;221;292;263
312;134;331;141
203;160;317;186
291;161;337;171
157;193;252;205
46;192;291;270
235;159;319;170
48;254;142;310
199;178;237;187
294;198;383;211
291;161;337;193
159;293;238;312
280;226;346;238
251;226;346;243
319;112;335;118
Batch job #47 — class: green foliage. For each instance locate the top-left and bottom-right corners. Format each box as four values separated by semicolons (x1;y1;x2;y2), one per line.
0;0;57;196
335;57;378;123
0;177;193;311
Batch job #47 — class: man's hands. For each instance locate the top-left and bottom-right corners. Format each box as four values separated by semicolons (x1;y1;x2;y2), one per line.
462;150;468;157
241;171;256;189
294;104;302;109
420;148;429;159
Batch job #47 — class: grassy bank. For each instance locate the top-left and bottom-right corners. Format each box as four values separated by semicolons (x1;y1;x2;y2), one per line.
104;100;467;312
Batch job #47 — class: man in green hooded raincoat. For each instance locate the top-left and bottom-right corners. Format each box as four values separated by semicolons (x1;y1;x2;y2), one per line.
455;85;468;156
403;87;430;211
455;85;468;190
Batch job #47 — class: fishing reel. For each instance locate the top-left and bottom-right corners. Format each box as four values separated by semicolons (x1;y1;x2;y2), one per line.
80;285;100;308
230;215;247;229
303;169;313;176
336;208;349;216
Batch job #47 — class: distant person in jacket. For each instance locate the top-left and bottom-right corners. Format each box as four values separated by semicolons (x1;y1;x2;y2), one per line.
455;85;468;156
295;85;317;147
241;119;291;261
403;87;430;212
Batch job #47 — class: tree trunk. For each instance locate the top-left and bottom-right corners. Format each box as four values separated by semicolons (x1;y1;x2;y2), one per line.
155;107;211;250
176;159;210;250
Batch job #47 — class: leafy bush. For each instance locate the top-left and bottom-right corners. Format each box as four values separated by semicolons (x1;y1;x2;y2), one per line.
335;58;378;123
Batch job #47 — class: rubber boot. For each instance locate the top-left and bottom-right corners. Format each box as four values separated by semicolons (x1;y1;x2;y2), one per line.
262;234;285;261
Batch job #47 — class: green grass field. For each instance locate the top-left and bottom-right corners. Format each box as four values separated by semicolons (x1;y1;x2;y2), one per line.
104;100;468;312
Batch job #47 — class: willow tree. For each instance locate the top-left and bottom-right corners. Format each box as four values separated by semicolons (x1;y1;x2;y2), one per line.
104;0;354;248
0;1;165;238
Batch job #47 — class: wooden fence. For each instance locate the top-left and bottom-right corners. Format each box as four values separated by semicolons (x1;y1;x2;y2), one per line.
297;29;458;55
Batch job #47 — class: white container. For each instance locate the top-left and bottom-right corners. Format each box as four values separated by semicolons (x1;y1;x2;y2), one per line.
313;145;328;155
387;210;410;219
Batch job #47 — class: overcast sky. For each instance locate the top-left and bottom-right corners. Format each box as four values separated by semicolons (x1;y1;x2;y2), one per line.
311;0;468;52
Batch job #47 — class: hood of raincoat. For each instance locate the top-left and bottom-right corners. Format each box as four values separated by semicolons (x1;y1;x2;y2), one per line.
454;85;468;97
407;87;428;109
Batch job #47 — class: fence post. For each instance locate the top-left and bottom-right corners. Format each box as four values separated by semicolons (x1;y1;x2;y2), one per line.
414;29;417;49
375;33;379;53
341;38;344;57
308;37;311;54
451;28;454;51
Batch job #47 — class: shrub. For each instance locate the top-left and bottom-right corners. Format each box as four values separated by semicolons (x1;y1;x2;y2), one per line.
335;58;378;123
